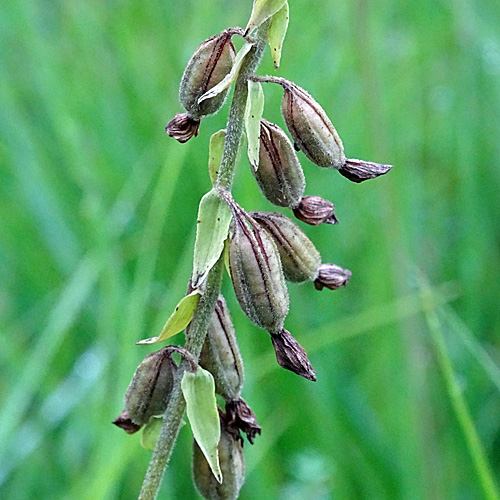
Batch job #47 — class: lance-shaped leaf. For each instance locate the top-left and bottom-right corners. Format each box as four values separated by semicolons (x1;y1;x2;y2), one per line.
192;189;232;288
182;367;222;483
244;80;265;171
140;416;163;451
136;291;200;344
245;0;287;35
208;130;226;186
198;43;253;104
268;2;289;69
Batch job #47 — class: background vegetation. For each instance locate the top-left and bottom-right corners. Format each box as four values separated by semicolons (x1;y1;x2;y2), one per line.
1;0;500;498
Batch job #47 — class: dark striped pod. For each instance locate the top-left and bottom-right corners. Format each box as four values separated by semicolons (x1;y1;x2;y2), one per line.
227;202;289;333
193;426;245;500
124;348;176;426
252;119;305;208
281;80;345;169
200;296;244;401
249;211;321;283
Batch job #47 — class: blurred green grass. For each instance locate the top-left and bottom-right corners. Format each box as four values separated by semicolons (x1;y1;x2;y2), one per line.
1;0;500;499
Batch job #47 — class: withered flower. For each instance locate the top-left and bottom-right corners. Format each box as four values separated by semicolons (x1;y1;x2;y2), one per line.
225;398;261;445
314;263;352;291
339;158;393;183
165;113;200;143
292;195;339;226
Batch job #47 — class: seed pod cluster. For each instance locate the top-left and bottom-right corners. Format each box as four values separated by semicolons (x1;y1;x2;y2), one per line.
193;423;245;500
249;211;320;283
252;119;305;208
166;31;236;142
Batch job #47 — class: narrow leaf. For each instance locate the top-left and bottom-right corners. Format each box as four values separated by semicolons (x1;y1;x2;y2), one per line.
140;417;163;451
136;291;200;344
192;189;232;288
268;2;289;69
245;0;287;35
244;80;265;171
208;130;226;186
198;43;253;104
181;368;222;483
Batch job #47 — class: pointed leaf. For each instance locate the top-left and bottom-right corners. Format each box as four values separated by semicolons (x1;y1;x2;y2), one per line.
268;2;289;69
244;80;265;171
192;189;232;288
208;130;226;186
198;43;253;104
181;367;222;483
136;291;200;344
141;416;163;451
245;0;287;35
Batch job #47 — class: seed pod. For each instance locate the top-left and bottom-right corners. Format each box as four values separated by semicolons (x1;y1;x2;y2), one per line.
249;211;321;283
124;348;177;425
314;263;352;291
193;424;245;500
293;195;339;226
339;158;393;183
200;296;244;401
270;328;316;381
252;119;305;208
225;196;289;333
180;31;236;120
280;80;345;169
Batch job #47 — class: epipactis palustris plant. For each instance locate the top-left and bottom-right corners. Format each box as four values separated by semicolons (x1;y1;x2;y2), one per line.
112;1;393;499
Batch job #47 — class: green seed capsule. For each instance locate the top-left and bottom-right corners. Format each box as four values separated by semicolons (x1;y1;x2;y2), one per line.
252;119;305;208
280;80;345;169
180;31;236;119
200;296;244;401
193;427;245;500
124;348;176;426
249;211;321;282
226;198;289;333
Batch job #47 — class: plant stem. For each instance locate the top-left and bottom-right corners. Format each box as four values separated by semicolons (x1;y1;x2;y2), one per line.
138;22;269;500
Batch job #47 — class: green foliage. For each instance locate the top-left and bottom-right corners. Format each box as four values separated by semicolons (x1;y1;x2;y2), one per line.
1;0;500;499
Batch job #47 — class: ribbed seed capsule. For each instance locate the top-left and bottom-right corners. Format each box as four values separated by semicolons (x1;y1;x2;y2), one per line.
124;348;176;425
193;425;245;500
180;31;235;119
249;211;321;283
166;31;235;143
225;196;289;333
200;296;244;401
252;119;305;208
280;80;345;169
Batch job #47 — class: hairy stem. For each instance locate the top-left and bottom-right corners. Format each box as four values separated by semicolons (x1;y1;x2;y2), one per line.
138;22;269;500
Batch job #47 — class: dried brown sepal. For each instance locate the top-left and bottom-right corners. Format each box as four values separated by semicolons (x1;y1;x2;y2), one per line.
270;328;316;381
339;158;393;183
224;398;261;445
112;410;143;434
165;113;200;143
314;263;352;291
292;195;339;226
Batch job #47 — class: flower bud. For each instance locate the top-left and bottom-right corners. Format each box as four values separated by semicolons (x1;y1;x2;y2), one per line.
339;158;393;183
226;198;289;333
249;211;321;283
270;328;316;381
314;263;352;291
252;119;305;208
280;80;345;169
124;348;177;425
292;195;339;226
200;296;244;401
193;424;245;500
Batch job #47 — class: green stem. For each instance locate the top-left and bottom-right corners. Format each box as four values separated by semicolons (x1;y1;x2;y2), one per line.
138;22;269;500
